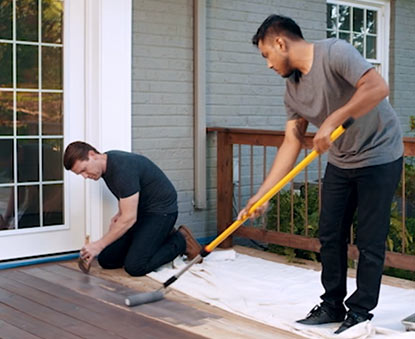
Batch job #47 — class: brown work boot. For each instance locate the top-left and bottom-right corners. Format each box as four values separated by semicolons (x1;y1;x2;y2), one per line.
178;225;202;261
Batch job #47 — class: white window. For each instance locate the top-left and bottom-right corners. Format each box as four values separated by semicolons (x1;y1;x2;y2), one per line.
326;0;390;80
0;0;64;231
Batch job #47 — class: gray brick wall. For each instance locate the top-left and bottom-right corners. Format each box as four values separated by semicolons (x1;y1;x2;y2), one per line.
132;0;216;239
390;0;415;136
206;0;326;130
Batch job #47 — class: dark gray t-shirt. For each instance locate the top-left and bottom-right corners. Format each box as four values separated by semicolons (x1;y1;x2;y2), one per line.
284;38;403;168
102;151;177;214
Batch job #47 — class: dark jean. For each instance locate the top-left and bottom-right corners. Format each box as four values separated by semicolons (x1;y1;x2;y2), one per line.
319;157;403;316
98;211;186;276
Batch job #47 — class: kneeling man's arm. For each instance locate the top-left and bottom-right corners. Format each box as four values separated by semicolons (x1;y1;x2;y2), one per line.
99;193;139;248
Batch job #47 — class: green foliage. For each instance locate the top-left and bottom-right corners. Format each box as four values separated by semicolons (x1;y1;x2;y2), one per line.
266;185;320;261
410;115;415;132
388;202;415;255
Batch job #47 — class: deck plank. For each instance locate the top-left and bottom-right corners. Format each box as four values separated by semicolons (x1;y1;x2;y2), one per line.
0;284;118;339
61;261;301;339
26;265;219;327
0;299;81;339
0;319;42;339
5;270;203;339
0;267;204;339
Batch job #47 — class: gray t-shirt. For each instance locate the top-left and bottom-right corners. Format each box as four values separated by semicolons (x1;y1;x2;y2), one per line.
102;151;177;214
284;38;403;168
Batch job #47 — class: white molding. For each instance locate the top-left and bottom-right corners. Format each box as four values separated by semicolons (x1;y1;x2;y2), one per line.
194;0;207;209
84;0;132;240
85;0;103;241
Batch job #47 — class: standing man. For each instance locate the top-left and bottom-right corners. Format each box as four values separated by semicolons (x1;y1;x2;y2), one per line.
63;141;202;276
239;15;403;334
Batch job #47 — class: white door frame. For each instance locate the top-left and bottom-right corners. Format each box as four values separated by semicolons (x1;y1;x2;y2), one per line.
83;0;132;241
0;0;132;260
0;0;86;260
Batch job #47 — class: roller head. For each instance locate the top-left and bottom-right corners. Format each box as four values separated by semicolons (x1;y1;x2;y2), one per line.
125;290;164;307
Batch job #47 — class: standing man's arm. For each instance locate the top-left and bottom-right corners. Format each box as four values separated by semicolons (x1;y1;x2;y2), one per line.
81;192;139;264
314;68;389;153
238;117;308;220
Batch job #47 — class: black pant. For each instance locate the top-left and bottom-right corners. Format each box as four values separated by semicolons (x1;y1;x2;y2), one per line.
98;211;186;276
319;157;402;316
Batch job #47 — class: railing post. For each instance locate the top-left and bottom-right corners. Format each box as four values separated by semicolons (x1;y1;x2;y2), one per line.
216;130;233;248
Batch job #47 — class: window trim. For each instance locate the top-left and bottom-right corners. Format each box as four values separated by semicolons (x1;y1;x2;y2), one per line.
327;0;390;83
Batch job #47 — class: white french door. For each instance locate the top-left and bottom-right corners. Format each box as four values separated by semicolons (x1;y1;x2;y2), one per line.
0;0;85;260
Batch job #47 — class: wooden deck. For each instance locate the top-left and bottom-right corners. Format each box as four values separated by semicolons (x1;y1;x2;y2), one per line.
1;245;412;338
0;247;301;339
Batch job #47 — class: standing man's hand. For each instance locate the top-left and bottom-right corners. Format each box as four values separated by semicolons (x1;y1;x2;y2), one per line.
237;195;269;220
313;119;337;154
80;241;104;265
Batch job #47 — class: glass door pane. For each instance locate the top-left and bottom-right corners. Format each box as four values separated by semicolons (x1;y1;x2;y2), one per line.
0;0;64;231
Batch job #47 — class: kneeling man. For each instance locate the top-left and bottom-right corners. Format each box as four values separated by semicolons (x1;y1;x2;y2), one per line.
63;141;201;276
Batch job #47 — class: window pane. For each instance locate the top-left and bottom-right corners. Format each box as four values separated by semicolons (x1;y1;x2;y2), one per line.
327;30;336;39
17;139;39;182
338;5;350;31
42;93;63;135
42;138;63;181
353;7;364;33
17;92;39;135
0;43;12;87
0;139;13;183
0;186;13;230
42;0;63;43
18;185;39;228
16;0;38;42
367;10;377;34
339;32;351;43
17;44;39;89
353;33;364;55
42;46;62;89
327;3;337;30
0;0;12;40
43;183;63;226
366;35;377;59
0;91;13;135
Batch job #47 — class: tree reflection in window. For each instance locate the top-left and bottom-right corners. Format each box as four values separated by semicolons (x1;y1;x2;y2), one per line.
0;0;64;230
326;2;378;60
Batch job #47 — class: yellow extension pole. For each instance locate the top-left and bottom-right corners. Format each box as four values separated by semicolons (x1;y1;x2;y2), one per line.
205;119;353;253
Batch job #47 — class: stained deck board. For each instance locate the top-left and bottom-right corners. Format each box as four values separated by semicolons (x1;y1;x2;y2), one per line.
0;320;41;339
24;265;219;327
0;297;81;339
61;261;301;338
0;266;205;339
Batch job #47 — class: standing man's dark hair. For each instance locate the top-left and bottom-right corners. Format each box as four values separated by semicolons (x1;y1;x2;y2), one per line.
252;14;304;46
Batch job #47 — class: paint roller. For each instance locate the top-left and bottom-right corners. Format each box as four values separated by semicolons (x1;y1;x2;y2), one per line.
125;118;355;307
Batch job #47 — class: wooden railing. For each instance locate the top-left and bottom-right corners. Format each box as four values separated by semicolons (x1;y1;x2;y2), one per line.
208;127;415;271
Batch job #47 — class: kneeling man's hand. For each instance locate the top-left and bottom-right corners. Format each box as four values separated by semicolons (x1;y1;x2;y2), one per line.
80;241;104;264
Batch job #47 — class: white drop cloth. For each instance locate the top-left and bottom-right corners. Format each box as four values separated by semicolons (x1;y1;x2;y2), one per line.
148;250;415;339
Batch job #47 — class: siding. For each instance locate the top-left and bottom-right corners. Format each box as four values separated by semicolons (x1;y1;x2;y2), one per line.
390;0;415;136
132;0;215;238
